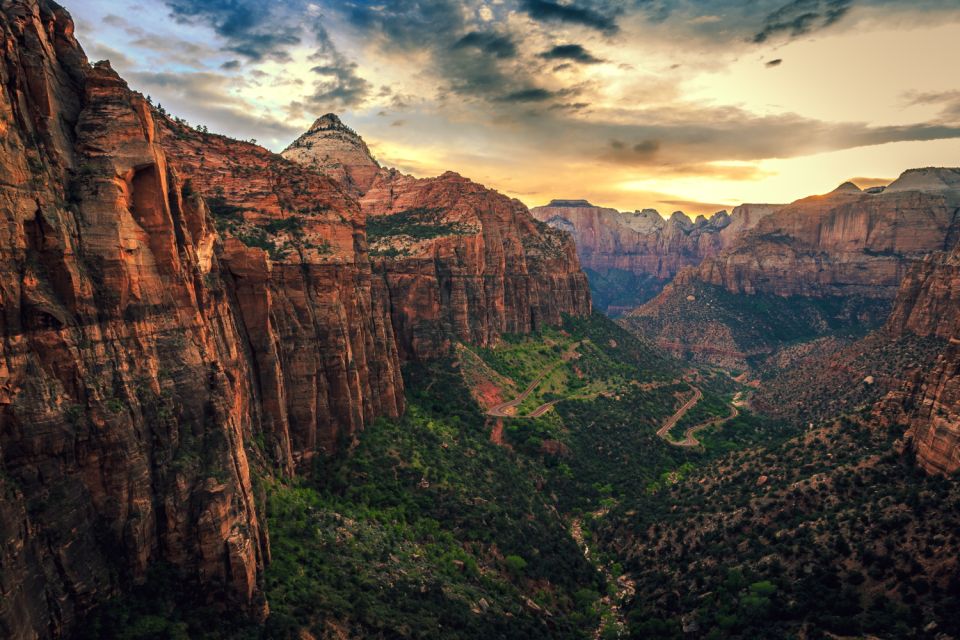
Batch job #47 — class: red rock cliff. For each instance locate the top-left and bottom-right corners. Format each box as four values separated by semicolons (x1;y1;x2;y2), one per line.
885;243;960;475
0;3;268;636
530;200;781;280
691;179;960;298
0;2;406;638
284;123;592;360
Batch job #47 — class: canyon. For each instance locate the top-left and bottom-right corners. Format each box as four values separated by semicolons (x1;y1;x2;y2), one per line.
531;199;781;313
1;0;959;638
0;2;589;637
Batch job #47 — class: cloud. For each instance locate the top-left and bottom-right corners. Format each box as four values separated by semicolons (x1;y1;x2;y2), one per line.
86;41;136;69
163;0;304;61
452;31;518;59
520;0;619;33
307;26;371;110
498;88;562;103
126;70;301;142
904;90;960;121
848;176;893;188
539;44;603;64
752;0;852;43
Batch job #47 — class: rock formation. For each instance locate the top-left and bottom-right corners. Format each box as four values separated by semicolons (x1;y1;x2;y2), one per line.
0;3;270;635
690;177;960;298
884;243;960;475
530;200;780;312
0;2;592;637
281;113;380;195
626;175;960;367
284;128;592;361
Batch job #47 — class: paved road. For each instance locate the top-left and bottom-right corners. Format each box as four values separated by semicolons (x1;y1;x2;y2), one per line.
656;386;702;440
486;342;579;418
656;385;739;447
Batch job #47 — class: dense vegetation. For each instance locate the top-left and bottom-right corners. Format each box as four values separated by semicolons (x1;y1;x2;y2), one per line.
623;282;893;368
366;207;475;242
263;361;604;639
75;310;959;640
601;412;960;639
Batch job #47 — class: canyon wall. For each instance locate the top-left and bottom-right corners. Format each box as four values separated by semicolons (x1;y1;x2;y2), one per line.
0;4;592;637
884;244;960;475
529;200;781;313
284;117;592;360
626;177;960;367
0;4;270;636
530;200;779;280
690;179;960;298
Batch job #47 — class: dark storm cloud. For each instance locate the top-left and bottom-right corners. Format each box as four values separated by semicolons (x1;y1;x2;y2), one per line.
752;0;852;43
161;0;371;109
520;0;620;33
307;25;372;109
164;0;303;61
341;0;464;51
540;44;603;64
453;32;518;59
498;88;560;103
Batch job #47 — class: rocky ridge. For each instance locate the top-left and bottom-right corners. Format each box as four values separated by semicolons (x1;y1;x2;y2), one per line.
883;242;960;474
626;175;960;367
530;200;781;313
283;124;592;361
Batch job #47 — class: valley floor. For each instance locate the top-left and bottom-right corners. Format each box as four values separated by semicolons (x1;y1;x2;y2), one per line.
79;313;959;640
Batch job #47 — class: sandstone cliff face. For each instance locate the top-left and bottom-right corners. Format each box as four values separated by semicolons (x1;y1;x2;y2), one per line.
155;114;404;464
0;4;268;636
530;200;780;278
0;2;592;636
691;179;960;298
282;129;592;361
0;2;407;638
530;200;779;313
884;244;960;475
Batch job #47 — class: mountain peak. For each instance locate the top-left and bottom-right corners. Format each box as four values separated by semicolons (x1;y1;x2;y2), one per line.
886;167;960;193
546;199;594;208
309;113;351;133
282;114;380;194
832;181;862;194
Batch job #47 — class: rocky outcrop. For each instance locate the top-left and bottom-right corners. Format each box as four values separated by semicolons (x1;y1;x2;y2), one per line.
531;200;779;280
0;2;406;637
283;133;592;361
281;113;380;196
155;114;404;464
0;3;269;636
362;171;591;359
690;177;960;298
530;200;780;313
884;243;960;475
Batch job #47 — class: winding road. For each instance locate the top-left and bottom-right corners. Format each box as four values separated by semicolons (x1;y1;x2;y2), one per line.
656;385;739;447
486;342;580;419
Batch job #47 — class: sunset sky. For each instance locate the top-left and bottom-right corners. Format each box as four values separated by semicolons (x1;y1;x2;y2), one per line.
70;0;960;215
